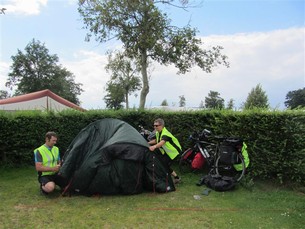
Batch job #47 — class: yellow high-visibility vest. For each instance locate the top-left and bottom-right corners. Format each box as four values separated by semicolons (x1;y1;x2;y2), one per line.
233;142;250;171
34;145;59;176
156;127;181;160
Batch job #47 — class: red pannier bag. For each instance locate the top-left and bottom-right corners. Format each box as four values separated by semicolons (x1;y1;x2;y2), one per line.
183;148;194;160
191;153;205;170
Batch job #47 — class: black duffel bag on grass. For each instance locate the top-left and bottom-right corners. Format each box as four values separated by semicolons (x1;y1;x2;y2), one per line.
197;174;237;192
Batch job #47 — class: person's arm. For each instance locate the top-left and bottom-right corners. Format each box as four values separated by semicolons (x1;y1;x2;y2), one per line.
149;140;166;151
148;139;156;145
35;162;60;173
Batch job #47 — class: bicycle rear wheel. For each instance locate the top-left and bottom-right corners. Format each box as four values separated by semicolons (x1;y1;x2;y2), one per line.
214;153;246;182
179;148;195;173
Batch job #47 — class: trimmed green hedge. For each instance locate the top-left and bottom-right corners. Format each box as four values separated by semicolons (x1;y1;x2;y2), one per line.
0;109;304;184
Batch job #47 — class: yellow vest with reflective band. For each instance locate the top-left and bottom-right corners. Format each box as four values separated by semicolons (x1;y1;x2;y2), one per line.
156;127;181;160
34;145;59;176
233;142;250;171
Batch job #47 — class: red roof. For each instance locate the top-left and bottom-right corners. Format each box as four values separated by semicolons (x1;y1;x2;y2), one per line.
0;89;86;112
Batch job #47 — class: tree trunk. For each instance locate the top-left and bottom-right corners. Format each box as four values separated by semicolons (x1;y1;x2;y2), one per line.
139;50;149;109
125;92;129;109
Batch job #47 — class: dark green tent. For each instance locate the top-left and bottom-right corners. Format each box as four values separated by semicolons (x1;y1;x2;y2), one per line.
59;118;175;196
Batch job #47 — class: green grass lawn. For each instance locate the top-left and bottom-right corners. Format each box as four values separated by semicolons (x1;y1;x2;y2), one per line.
0;166;304;229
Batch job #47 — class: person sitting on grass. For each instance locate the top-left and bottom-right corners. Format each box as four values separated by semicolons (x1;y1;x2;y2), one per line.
34;131;64;195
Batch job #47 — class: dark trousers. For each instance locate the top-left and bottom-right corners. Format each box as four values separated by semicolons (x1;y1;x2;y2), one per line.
154;150;174;174
38;174;67;188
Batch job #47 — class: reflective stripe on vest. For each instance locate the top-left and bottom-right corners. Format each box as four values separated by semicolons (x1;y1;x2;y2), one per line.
156;127;181;160
34;145;59;176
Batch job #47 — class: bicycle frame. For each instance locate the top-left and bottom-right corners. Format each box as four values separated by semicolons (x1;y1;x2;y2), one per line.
192;140;215;166
179;136;216;174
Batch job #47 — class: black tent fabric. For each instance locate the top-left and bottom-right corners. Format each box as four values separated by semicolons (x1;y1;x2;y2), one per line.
59;118;175;196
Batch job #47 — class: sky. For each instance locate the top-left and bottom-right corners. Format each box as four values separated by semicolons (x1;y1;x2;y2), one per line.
0;0;304;110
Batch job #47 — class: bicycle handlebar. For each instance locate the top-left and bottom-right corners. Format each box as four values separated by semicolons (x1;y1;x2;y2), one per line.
189;129;240;143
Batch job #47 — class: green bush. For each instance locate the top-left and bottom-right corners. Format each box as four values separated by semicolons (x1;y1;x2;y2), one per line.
0;109;304;184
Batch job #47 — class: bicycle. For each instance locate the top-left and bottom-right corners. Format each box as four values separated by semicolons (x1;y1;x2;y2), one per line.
179;129;247;182
138;125;155;142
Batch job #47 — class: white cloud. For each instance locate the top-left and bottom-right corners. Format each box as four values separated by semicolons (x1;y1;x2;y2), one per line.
0;61;10;91
1;27;304;110
1;0;47;15
62;50;110;109
67;0;77;5
146;27;305;109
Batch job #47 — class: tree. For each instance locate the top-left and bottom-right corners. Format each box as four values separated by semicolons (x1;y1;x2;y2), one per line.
205;90;224;109
199;100;204;108
78;0;229;109
6;39;83;105
284;88;305;109
243;84;269;110
105;51;142;109
226;98;234;110
179;95;186;107
103;81;125;109
0;90;9;99
161;99;168;106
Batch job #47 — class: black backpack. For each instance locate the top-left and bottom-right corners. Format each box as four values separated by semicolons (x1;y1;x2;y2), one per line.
219;138;243;165
197;174;237;192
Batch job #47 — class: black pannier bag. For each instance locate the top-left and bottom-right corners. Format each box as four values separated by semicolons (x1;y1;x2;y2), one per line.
197;174;237;191
219;138;243;165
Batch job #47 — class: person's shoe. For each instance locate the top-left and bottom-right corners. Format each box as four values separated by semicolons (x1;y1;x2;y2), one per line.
174;177;181;184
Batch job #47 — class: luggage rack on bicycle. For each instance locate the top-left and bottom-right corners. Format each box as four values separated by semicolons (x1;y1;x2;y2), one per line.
179;129;247;182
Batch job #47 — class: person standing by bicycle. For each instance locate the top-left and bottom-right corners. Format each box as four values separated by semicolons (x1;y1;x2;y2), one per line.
148;118;182;184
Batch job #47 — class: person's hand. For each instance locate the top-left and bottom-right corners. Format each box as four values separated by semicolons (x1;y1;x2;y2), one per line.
149;146;155;151
53;164;61;172
149;145;158;151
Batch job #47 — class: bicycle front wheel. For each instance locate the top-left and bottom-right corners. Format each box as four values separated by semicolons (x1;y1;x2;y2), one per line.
215;153;246;182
